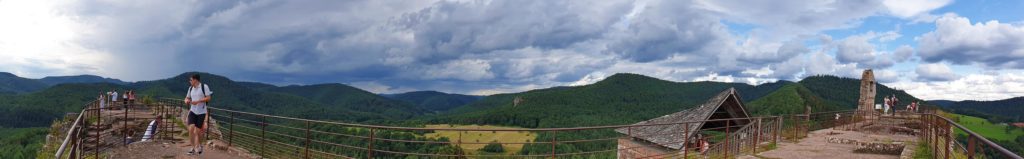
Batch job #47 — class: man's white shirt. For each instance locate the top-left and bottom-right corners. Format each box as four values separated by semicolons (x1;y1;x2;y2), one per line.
186;84;212;114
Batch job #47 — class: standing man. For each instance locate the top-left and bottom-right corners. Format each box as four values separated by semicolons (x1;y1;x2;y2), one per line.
111;90;118;109
184;74;212;155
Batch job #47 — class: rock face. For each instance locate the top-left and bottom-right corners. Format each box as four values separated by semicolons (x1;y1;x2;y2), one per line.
857;69;876;114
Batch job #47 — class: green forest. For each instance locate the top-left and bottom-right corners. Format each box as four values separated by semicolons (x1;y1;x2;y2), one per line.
0;127;48;159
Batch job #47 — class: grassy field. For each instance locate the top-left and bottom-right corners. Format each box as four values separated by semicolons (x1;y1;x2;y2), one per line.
944;113;1024;141
424;124;537;154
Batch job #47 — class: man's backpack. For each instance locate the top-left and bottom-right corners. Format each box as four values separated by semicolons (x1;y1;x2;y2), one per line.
188;84;209;104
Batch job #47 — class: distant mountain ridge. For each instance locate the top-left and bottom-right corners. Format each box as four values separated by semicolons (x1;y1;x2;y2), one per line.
383;91;482;112
40;75;129;85
0;72;129;94
0;72;430;128
933;97;1024;122
428;73;790;128
2;71;941;129
0;72;49;94
430;73;937;129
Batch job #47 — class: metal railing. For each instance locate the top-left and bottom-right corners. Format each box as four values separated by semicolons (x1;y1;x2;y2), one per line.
921;113;1023;159
52;98;160;159
155;97;851;158
53;95;1023;159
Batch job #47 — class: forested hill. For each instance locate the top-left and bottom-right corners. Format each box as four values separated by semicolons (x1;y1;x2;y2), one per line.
798;75;933;109
383;91;482;112
39;75;129;85
131;72;428;122
429;73;940;128
745;75;937;116
0;83;127;128
263;83;429;120
427;73;791;128
0;72;128;94
935;97;1024;122
747;83;843;116
0;72;431;128
0;72;50;94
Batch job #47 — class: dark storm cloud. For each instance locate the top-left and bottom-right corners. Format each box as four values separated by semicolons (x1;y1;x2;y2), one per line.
49;0;939;94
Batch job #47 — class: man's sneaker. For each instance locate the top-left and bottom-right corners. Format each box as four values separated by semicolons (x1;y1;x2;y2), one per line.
187;148;195;155
198;145;204;154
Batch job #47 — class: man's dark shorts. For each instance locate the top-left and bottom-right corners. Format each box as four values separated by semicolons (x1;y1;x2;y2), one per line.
188;111;206;128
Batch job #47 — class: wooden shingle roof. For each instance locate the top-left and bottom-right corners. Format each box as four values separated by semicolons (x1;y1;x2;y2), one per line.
614;88;750;150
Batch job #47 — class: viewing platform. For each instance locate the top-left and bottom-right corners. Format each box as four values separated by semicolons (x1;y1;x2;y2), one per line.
45;97;1022;159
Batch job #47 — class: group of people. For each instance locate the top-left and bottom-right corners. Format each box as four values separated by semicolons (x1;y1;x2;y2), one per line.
90;74;212;156
97;89;137;109
882;95;899;114
881;95;920;114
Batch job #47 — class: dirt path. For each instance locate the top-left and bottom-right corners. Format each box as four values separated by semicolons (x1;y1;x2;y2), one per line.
106;140;253;159
747;129;917;159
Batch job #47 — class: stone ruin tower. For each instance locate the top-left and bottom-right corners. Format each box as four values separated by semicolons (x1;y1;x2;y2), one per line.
857;69;876;116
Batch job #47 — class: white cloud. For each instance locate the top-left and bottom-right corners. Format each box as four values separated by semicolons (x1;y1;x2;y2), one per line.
892;45;915;62
917;14;1024;69
836;34;878;64
349;81;415;94
832;31;913;69
0;0;114;78
915;62;960;81
1;0;1017;101
891;71;1024;101
421;59;495;81
873;69;902;83
883;0;951;21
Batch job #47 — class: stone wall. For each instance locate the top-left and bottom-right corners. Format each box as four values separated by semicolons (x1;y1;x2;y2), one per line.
826;137;906;155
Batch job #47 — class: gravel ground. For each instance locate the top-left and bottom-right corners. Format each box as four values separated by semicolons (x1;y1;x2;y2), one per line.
748;128;917;159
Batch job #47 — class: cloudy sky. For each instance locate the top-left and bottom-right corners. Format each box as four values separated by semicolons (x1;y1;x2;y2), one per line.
1;0;1023;101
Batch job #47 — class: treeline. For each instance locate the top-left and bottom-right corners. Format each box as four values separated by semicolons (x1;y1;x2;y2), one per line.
747;83;843;116
944;97;1024;123
0;127;48;159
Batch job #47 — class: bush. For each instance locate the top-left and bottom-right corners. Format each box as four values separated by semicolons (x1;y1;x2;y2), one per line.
480;142;505;153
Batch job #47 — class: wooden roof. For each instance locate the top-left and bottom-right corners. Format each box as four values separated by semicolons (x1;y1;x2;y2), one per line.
614;88;751;150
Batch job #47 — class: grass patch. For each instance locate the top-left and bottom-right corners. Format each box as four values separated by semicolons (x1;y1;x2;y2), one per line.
423;124;536;155
945;113;1024;141
913;141;933;159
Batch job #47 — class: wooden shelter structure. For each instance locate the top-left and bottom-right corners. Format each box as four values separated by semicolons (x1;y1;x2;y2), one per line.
615;88;752;158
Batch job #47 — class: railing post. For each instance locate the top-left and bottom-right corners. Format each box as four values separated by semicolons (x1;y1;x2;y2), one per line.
684;122;690;158
773;116;779;145
627;126;633;158
804;114;810;138
169;102;174;142
70;127;77;158
933;116;939;159
95;108;100;159
944;121;950;159
754;118;761;153
229;112;234;147
458;130;462;157
725;120;730;158
551;130;558;159
305;120;310;159
125;101;129;146
261;115;266;158
367;128;375;159
968;135;976;159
